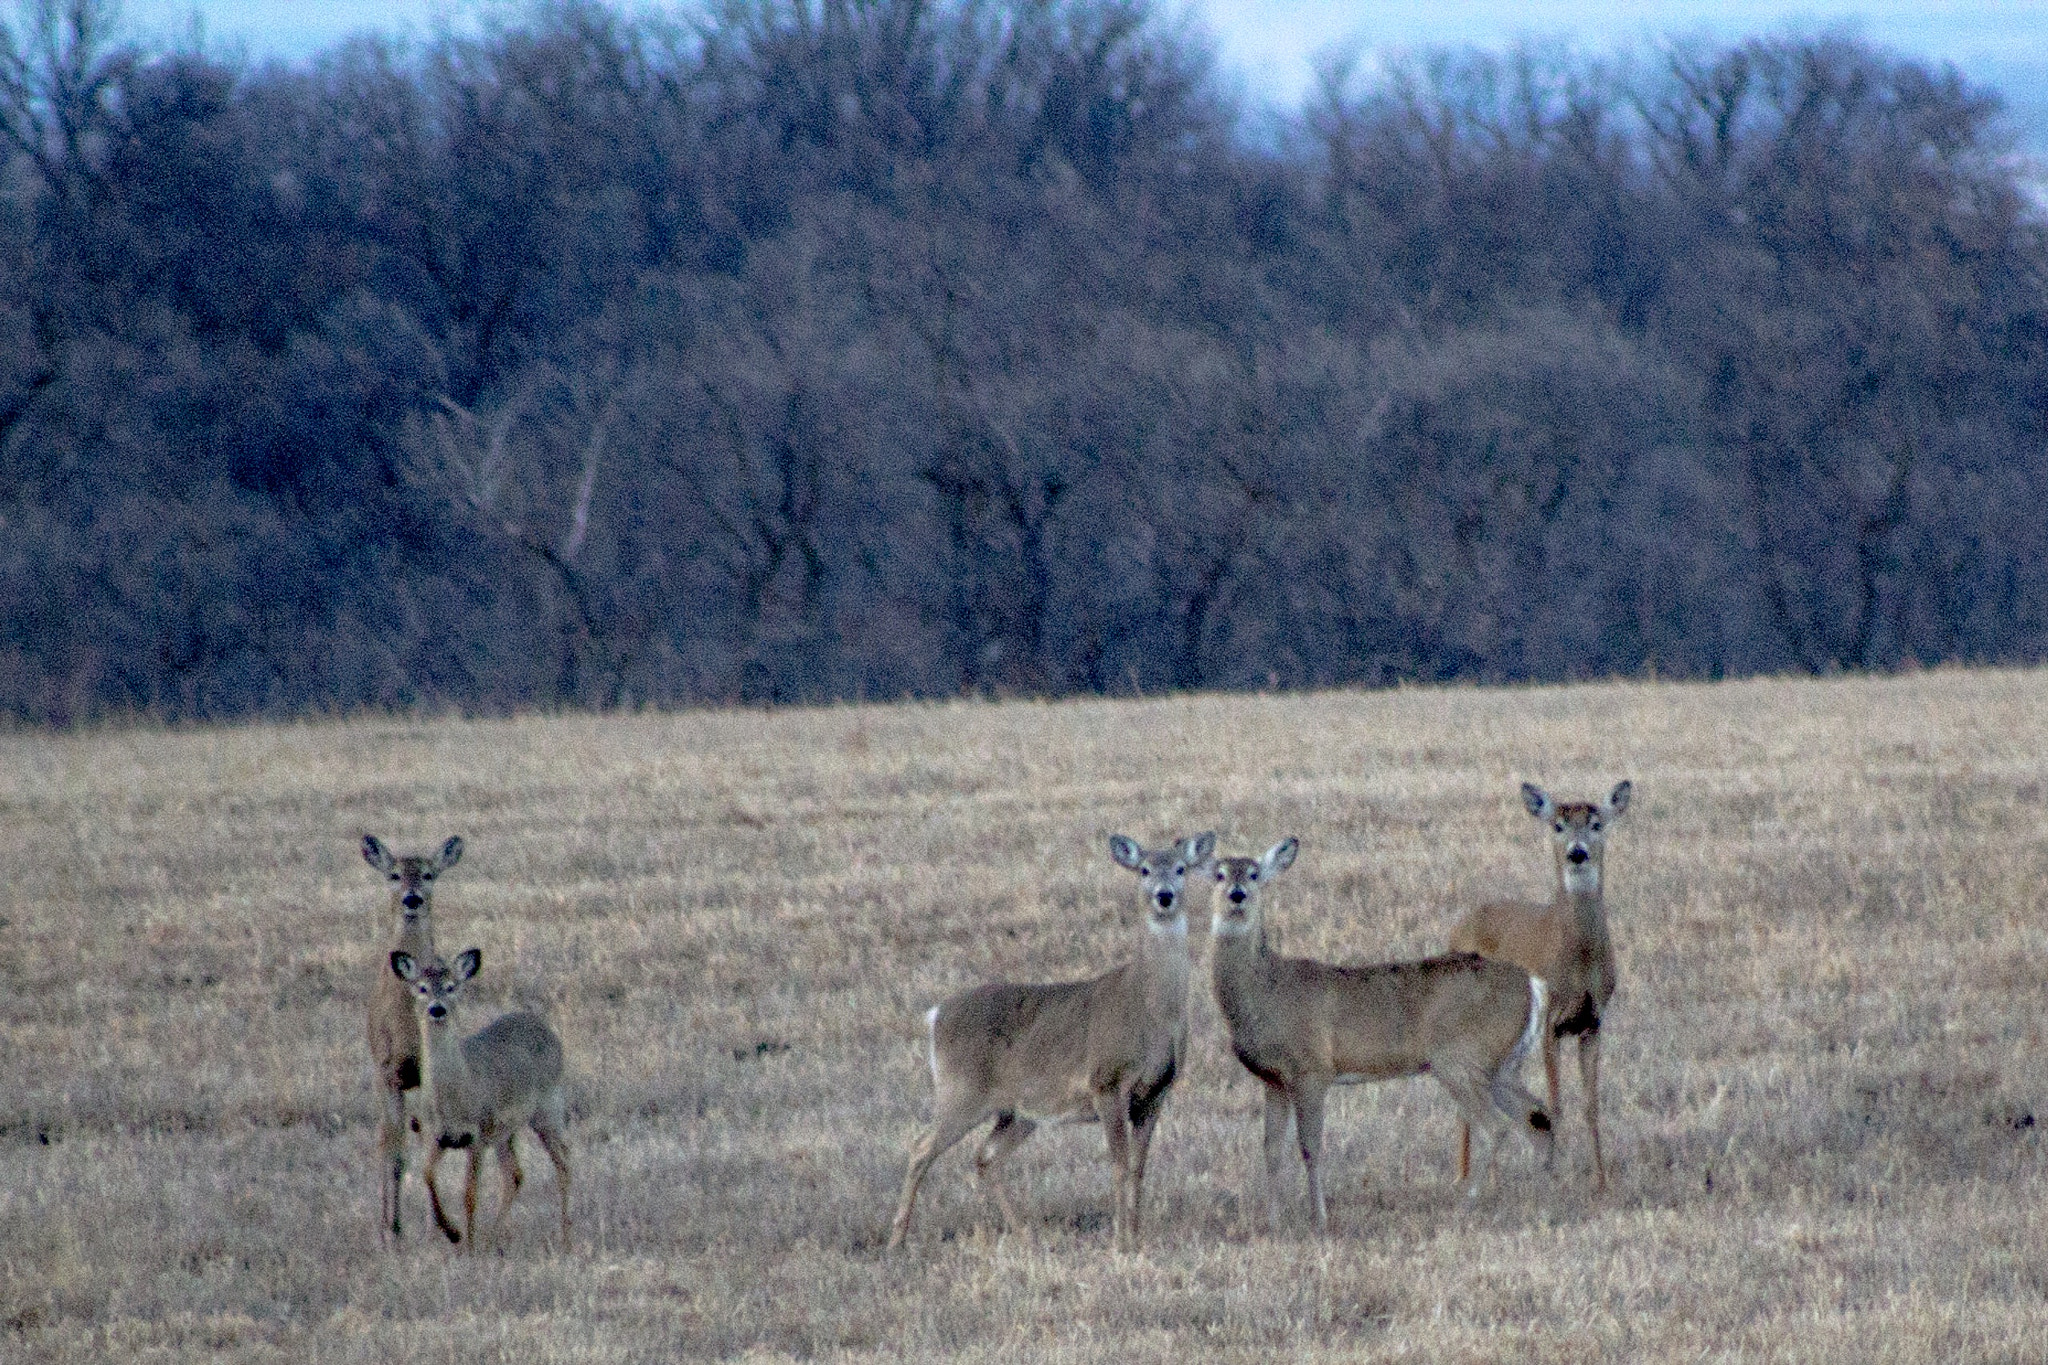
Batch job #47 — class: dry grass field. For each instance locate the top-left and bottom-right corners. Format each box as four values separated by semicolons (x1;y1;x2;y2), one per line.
5;669;2048;1362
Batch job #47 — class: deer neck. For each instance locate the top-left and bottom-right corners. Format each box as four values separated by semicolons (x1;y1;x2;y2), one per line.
1136;909;1191;1024
389;900;435;960
1207;908;1268;1022
417;1010;474;1118
1554;867;1607;941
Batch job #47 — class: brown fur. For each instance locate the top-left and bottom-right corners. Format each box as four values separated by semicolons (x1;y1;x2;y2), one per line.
1448;780;1630;1192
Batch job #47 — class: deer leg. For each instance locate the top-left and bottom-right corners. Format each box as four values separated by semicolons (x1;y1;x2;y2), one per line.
1543;1028;1562;1144
491;1138;525;1240
1291;1081;1330;1234
971;1112;1037;1234
1260;1084;1292;1233
1457;1121;1472;1187
1094;1088;1135;1250
379;1082;407;1243
1580;1029;1607;1194
463;1143;484;1252
1489;1067;1554;1173
888;1100;990;1251
423;1142;462;1245
1126;1098;1166;1248
1546;1037;1562;1114
1434;1062;1509;1200
529;1109;573;1245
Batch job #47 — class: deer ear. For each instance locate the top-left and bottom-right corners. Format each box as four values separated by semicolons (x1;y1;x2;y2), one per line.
1184;831;1217;865
1107;834;1142;870
437;836;465;871
1606;780;1632;818
390;950;419;982
452;948;481;982
1263;837;1299;876
363;835;396;874
1521;783;1552;819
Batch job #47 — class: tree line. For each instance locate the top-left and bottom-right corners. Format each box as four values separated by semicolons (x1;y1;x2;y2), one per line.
2;0;2044;722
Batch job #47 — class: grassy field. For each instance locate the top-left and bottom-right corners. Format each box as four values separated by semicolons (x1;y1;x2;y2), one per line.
5;669;2048;1361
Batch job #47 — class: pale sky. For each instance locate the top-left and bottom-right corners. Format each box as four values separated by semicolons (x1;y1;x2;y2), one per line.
117;0;2048;134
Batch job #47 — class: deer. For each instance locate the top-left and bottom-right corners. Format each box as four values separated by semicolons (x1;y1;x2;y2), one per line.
361;833;464;1244
1208;837;1552;1234
1447;780;1632;1194
389;947;571;1251
887;830;1217;1253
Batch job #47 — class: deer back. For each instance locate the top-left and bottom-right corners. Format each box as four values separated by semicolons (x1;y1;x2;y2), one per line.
455;1012;565;1128
1450;897;1566;977
1453;895;1609;1029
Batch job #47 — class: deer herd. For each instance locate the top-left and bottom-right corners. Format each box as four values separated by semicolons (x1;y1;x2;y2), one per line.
364;778;1633;1254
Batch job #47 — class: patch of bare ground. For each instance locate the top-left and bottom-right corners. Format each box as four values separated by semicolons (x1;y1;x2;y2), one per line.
5;671;2048;1360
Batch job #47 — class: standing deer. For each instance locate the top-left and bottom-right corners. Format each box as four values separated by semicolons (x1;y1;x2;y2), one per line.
390;948;571;1250
362;833;464;1243
1447;780;1631;1193
887;830;1217;1253
1210;837;1552;1233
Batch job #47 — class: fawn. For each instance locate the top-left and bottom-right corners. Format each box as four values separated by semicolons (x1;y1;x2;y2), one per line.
389;947;571;1250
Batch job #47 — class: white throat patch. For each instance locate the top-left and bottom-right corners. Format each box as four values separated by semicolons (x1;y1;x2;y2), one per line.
1210;916;1255;937
1562;862;1601;895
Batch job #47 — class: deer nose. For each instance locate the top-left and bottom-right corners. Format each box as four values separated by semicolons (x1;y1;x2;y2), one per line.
1228;887;1247;904
402;892;424;910
1567;846;1589;865
1155;889;1174;910
426;1002;447;1020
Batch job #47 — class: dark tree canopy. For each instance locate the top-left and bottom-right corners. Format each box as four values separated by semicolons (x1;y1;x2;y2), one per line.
1;0;2044;722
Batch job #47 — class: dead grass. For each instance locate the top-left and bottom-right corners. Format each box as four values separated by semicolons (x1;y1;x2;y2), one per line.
4;670;2048;1361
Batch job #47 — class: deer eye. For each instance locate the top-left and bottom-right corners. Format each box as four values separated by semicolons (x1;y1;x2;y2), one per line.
389;872;400;881
1215;868;1226;881
1590;820;1602;832
1248;868;1259;880
1553;822;1565;834
422;871;435;881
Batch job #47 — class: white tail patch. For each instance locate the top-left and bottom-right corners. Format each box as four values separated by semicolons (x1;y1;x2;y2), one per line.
1512;976;1550;1074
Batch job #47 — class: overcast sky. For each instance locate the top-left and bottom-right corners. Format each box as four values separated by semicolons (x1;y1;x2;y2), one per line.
116;0;2048;137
